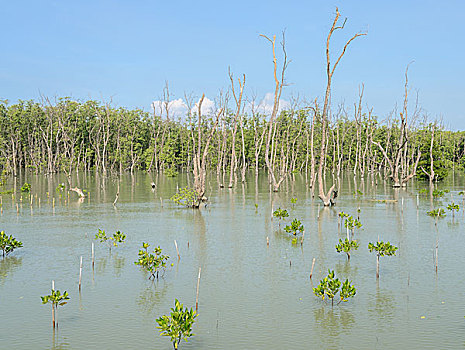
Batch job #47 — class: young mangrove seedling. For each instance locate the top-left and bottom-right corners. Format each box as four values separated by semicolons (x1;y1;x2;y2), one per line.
170;187;199;208
313;269;356;307
368;241;398;278
95;229;126;253
446;202;460;218
0;231;23;258
135;242;169;280
156;299;197;350
290;197;297;208
344;216;362;238
20;182;31;193
273;208;289;227
41;289;70;328
426;208;446;218
284;218;304;236
335;238;359;261
254;203;258;213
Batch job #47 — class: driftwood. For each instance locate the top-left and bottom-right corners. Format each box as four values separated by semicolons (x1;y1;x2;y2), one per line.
69;187;85;198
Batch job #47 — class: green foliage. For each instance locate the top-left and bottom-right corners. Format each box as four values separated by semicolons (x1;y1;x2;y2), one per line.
273;208;289;226
446;202;460;214
344;216;362;234
156;299;197;349
135;242;169;280
55;183;65;193
165;167;179;177
41;289;70;308
368;241;398;257
313;270;356;306
432;189;449;198
20;182;31;193
41;289;70;327
0;231;23;258
335;238;359;260
419;188;428;195
170;187;199;208
290;197;297;207
426;208;446;217
95;229;126;252
284;218;304;236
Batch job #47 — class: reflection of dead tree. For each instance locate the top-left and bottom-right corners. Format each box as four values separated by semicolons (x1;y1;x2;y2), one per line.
318;8;366;205
69;187;85;198
260;32;289;192
420;123;435;186
192;94;223;207
372;65;421;187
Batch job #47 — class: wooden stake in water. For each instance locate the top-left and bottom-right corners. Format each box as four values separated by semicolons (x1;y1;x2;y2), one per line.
300;231;305;246
79;256;83;291
160;197;163;208
195;267;201;312
435;239;438;273
16;203;19;214
416;194;419;208
92;242;95;268
317;205;320;219
310;258;316;279
53;198;55;208
51;280;55;328
266;236;269;246
401;197;404;214
174;240;180;260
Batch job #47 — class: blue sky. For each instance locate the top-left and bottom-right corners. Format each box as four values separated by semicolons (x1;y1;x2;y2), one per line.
1;0;464;129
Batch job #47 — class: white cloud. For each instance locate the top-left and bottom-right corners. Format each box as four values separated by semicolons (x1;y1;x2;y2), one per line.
248;92;290;116
152;96;216;119
151;98;187;119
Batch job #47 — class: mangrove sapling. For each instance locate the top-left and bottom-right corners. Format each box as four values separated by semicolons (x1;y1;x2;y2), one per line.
344;216;362;238
426;208;446;218
134;243;169;280
95;229;126;253
368;241;398;278
170;187;199;208
335;238;359;261
0;231;23;258
338;211;349;231
156;299;197;350
290;197;297;208
446;202;459;219
41;289;70;328
313;270;356;307
284;218;304;244
273;208;289;227
20;182;31;193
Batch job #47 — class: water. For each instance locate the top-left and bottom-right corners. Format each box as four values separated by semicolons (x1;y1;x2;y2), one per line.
1;171;465;349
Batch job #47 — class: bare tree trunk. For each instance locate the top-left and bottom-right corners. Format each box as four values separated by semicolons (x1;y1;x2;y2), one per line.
318;8;365;206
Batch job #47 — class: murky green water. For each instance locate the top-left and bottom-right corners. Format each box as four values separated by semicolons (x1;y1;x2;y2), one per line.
1;171;465;349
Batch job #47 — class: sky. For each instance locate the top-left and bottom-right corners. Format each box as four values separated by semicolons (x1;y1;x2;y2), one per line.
1;0;464;129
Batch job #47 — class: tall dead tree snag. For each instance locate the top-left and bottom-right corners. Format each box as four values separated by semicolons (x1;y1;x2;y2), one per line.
228;69;246;188
260;32;289;192
192;94;223;207
318;8;366;205
372;65;421;188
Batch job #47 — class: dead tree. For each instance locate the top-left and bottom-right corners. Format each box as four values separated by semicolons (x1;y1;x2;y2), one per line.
420;123;435;186
372;65;421;187
318;8;366;205
260;32;289;192
228;69;246;188
192;94;223;207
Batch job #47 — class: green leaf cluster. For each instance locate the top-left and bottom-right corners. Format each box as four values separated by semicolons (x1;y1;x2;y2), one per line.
95;229;126;252
170;187;199;208
20;182;31;193
426;208;446;217
284;218;304;236
41;289;69;307
313;270;356;306
156;299;197;350
135;242;169;280
446;202;459;212
0;231;23;258
335;238;359;260
368;241;398;257
344;216;362;232
273;208;289;224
